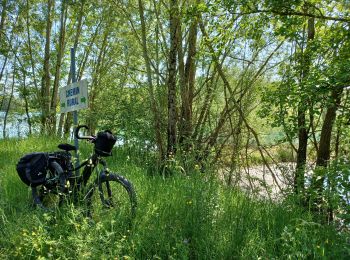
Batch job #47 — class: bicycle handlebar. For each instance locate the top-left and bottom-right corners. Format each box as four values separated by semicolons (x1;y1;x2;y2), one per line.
74;125;96;141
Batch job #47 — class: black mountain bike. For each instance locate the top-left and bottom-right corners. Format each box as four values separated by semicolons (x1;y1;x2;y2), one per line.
27;125;137;220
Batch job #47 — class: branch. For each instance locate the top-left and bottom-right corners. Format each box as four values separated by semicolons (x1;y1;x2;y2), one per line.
199;19;283;193
235;9;350;23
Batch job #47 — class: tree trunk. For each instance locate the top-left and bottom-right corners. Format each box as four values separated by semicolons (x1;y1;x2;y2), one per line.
23;74;32;135
138;0;165;159
0;72;8;111
167;0;179;156
0;0;7;41
40;0;54;133
87;29;109;133
311;86;343;222
179;13;198;151
25;0;39;93
0;0;8;83
58;0;85;137
316;87;343;167
50;0;67;134
3;62;15;138
295;16;315;194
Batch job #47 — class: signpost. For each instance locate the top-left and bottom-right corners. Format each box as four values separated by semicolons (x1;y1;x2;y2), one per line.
60;48;89;175
59;79;88;113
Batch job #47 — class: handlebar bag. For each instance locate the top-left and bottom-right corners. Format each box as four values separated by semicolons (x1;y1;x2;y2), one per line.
16;152;49;187
94;130;117;156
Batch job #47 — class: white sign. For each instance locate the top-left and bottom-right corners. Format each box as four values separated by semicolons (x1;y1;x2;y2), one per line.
59;79;88;113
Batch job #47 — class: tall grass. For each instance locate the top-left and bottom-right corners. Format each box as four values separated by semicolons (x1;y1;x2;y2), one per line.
0;137;349;259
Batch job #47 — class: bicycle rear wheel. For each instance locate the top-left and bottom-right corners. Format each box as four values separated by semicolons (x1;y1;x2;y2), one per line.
86;173;137;222
38;161;65;209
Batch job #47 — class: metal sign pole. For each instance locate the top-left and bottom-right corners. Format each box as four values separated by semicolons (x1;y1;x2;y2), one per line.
71;47;80;174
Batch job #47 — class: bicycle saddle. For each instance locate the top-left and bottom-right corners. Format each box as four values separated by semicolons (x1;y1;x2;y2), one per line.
58;143;76;151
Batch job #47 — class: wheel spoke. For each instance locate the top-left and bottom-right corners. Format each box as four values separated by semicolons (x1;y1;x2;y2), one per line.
86;173;137;222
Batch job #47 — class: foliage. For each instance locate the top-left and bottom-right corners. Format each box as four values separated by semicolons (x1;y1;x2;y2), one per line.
1;1;350;257
1;137;350;259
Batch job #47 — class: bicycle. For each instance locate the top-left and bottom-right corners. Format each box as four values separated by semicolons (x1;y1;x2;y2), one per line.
18;125;137;220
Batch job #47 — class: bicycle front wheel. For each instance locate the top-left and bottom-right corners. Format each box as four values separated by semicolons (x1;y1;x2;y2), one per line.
86;173;137;222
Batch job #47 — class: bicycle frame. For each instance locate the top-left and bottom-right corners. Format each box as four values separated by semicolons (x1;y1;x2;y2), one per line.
71;153;110;190
32;124;126;211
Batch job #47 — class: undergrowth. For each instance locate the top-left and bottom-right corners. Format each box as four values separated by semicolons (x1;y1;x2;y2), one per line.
0;136;349;259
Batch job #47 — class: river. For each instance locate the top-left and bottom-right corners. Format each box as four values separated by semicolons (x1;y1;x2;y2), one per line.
0;112;39;138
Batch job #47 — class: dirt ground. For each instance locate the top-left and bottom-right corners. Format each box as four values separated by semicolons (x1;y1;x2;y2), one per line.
219;163;314;199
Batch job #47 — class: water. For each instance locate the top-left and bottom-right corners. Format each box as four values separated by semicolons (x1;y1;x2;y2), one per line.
0;112;39;138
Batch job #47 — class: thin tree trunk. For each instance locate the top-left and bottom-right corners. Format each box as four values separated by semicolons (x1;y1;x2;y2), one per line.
312;86;343;222
59;0;85;137
40;0;54;133
50;0;67;134
199;20;282;191
26;0;39;93
23;74;32;135
179;12;198;150
334;125;341;158
87;29;109;133
3;63;15;138
192;67;217;141
77;21;101;81
0;72;8;112
0;0;8;83
138;0;165;159
0;0;7;42
316;87;343;167
199;20;283;161
295;16;315;194
167;0;179;156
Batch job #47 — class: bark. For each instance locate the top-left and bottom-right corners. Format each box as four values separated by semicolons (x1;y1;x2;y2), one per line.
138;0;165;159
0;0;7;40
0;0;8;83
295;16;315;194
295;104;308;193
25;0;39;92
23;75;32;135
334;126;340;158
59;0;85;137
0;72;8;112
316;87;343;167
311;86;343;222
87;29;109;133
40;0;54;132
192;65;218;142
0;56;7;89
179;13;198;150
167;0;179;156
77;21;101;81
49;0;67;134
3;63;15;138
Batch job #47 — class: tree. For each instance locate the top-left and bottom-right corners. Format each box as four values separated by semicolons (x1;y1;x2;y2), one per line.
40;0;54;132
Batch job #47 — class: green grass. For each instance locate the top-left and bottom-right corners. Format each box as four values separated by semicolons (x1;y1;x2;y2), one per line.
0;136;349;259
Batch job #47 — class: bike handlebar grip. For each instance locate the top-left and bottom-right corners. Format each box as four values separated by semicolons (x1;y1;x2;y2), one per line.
75;125;89;139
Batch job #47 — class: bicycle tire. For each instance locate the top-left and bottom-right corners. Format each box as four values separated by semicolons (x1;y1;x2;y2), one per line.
38;161;65;209
85;173;137;221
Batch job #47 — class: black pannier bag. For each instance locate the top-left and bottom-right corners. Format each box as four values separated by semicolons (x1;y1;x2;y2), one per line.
94;130;116;156
16;153;49;187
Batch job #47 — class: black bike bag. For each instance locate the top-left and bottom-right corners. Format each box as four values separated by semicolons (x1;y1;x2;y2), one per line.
94;130;116;157
16;152;49;187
